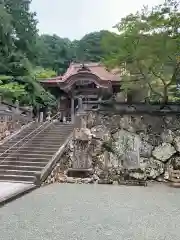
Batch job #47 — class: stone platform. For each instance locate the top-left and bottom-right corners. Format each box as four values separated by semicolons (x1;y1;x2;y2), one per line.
0;182;36;205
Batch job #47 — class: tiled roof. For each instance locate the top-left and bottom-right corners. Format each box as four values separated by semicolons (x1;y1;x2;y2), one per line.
42;76;62;83
61;62;120;82
40;62;121;83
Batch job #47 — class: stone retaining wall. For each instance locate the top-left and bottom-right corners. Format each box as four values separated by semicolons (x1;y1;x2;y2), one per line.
44;112;180;185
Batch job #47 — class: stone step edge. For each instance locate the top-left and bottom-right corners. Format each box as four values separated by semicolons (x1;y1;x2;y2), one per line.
0;174;36;178
0;184;37;206
0;169;41;173
0;165;44;169
0;153;54;157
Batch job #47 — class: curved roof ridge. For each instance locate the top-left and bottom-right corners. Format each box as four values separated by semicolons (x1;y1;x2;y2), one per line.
70;62;101;67
40;62;121;84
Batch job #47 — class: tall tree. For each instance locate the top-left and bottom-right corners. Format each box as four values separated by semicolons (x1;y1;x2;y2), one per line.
103;0;180;103
0;0;55;108
35;31;119;75
4;0;38;62
36;34;73;74
75;30;113;62
0;3;14;74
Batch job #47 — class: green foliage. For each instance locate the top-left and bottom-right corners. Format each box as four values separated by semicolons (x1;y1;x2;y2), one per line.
0;2;118;107
15;75;56;107
0;0;56;108
103;0;180;103
35;31;116;75
1;0;179;108
0;81;26;101
0;1;116;108
74;31;112;62
4;0;38;62
33;67;57;80
35;34;72;74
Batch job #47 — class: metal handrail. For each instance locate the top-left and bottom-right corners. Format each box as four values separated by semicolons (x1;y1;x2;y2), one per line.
0;121;34;147
0;112;60;161
0;114;61;164
3;111;81;165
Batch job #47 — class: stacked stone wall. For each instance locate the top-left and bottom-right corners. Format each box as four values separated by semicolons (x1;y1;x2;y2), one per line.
44;112;180;185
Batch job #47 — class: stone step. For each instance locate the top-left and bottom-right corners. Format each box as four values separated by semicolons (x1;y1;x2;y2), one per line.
0;151;55;157
41;125;73;128
21;138;68;142
18;142;64;147
2;139;66;146
0;151;54;156
6;128;43;139
1;144;60;149
0;151;58;158
1;129;71;147
0;161;48;167
21;144;62;149
26;146;60;150
9;130;37;137
17;147;59;151
1;136;34;145
0;174;36;183
44;131;73;134
41;127;73;131
13;125;39;132
0;169;40;176
1;141;63;147
0;165;43;171
1;157;50;162
0;148;64;159
45;126;73;128
0;146;61;153
45;123;73;127
41;131;72;135
0;155;52;161
41;126;73;129
44;130;73;134
37;129;72;132
38;134;71;138
0;142;65;156
2;137;66;143
16;149;60;154
43;126;73;128
0;128;72;144
36;134;72;138
0;120;74;184
0;145;62;153
0;179;35;184
38;131;72;135
5;153;54;157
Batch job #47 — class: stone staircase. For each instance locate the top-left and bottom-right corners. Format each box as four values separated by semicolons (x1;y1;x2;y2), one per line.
0;120;74;184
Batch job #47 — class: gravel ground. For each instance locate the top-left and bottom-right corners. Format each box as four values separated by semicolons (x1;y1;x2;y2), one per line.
0;183;180;240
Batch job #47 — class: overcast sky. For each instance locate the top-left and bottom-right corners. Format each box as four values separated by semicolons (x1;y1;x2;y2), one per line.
31;0;164;40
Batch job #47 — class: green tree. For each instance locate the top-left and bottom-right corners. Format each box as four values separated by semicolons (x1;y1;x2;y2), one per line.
18;76;56;107
103;0;180;103
36;34;72;74
0;3;14;74
0;76;26;102
0;0;55;108
4;0;38;62
33;67;57;79
35;31;119;75
75;31;114;62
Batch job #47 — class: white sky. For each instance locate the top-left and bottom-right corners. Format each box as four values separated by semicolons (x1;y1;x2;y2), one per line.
31;0;164;40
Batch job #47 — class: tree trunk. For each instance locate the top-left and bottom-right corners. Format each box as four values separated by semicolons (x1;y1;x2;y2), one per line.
163;85;168;104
